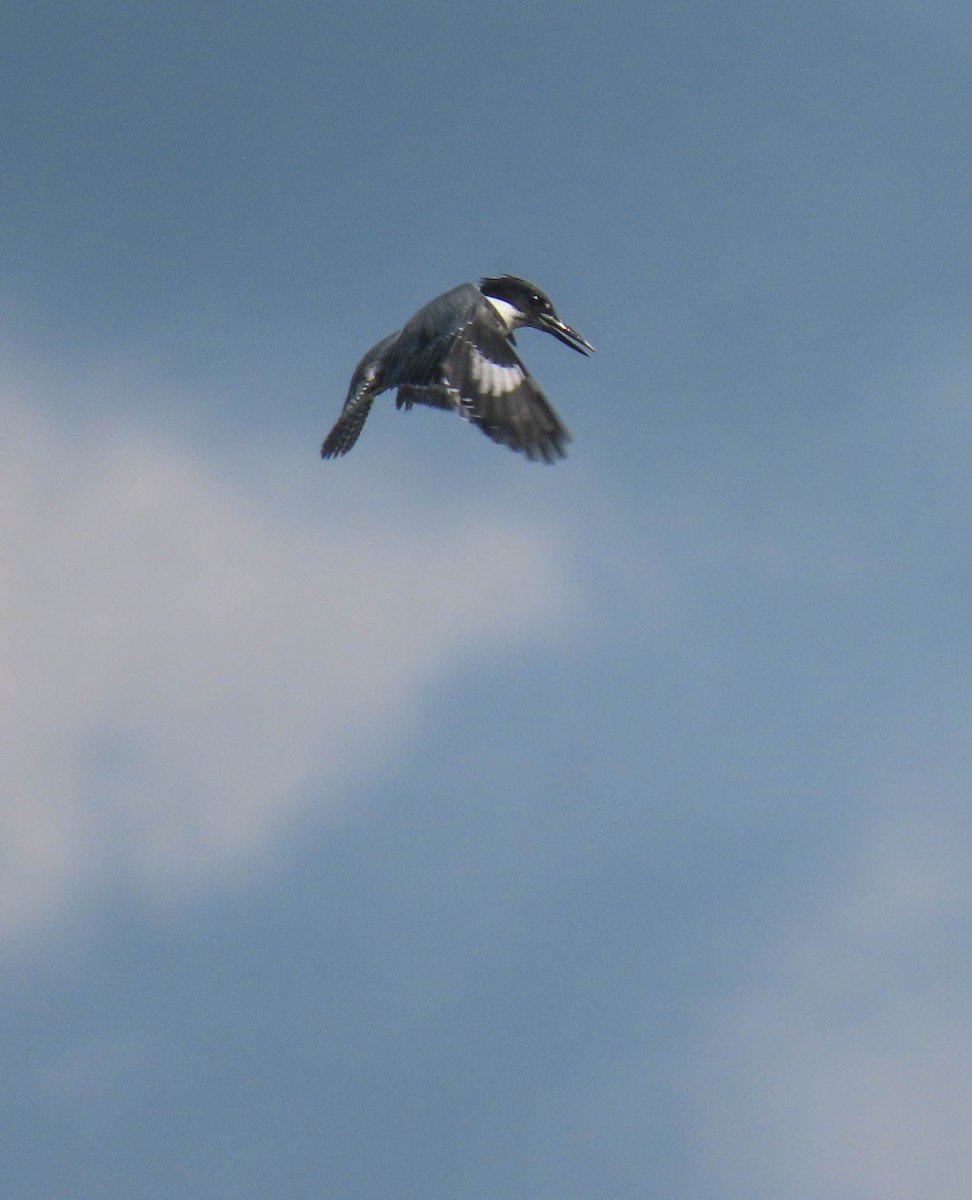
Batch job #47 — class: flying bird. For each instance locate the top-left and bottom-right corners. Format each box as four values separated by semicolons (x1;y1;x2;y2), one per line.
321;275;594;463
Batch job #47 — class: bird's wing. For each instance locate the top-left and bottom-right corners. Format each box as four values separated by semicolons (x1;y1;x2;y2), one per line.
380;284;485;388
395;384;456;412
442;311;572;463
387;288;572;462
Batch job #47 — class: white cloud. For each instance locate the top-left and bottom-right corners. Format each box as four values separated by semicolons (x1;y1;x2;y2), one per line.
694;785;972;1200
0;377;575;942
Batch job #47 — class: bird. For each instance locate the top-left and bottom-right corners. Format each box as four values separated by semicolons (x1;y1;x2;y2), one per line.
321;274;594;463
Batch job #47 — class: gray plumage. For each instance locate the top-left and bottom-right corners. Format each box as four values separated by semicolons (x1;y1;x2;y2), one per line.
321;276;593;463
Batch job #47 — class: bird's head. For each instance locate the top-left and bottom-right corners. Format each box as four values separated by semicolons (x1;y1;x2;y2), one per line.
479;275;595;355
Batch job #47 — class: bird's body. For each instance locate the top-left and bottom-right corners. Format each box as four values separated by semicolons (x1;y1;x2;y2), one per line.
321;275;594;463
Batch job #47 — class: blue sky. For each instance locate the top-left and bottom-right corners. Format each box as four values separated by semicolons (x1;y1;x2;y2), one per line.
4;2;972;1196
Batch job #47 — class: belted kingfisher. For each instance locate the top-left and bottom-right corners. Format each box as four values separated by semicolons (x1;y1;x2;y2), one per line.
321;275;594;463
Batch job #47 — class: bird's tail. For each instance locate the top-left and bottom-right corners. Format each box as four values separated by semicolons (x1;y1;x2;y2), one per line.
321;392;376;458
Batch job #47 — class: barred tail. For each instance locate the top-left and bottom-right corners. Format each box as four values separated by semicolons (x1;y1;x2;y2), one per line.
321;392;376;458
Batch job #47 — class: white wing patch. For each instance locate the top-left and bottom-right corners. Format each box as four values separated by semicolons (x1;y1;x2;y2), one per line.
468;349;525;395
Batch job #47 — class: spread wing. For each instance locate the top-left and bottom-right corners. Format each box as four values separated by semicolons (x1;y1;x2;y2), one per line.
388;286;572;463
442;317;571;463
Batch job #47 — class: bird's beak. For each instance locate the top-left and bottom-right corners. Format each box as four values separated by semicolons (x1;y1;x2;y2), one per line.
539;313;596;355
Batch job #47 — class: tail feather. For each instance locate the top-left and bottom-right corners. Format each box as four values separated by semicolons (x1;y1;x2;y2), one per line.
321;392;376;458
